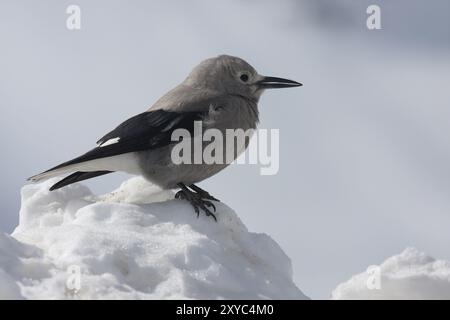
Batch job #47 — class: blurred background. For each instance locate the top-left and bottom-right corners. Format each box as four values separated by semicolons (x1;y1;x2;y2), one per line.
1;0;449;298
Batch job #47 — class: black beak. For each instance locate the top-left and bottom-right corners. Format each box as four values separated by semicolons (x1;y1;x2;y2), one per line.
257;76;302;89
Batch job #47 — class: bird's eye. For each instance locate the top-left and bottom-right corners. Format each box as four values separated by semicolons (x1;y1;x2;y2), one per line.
240;74;249;82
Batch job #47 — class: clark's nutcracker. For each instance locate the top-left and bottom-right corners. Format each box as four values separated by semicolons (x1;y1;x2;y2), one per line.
29;55;302;220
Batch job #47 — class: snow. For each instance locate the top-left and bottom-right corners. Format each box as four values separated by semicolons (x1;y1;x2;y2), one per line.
0;177;307;300
5;177;449;300
331;247;450;300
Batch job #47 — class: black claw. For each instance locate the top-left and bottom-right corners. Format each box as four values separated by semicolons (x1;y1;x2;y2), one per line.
206;210;218;221
194;207;200;218
175;191;184;200
198;203;217;221
189;184;221;202
207;194;220;202
176;183;219;222
204;201;216;212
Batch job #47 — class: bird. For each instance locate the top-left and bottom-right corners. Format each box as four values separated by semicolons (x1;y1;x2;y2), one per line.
28;55;302;221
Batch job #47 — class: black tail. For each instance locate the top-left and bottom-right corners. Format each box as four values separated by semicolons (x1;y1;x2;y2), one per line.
49;171;113;191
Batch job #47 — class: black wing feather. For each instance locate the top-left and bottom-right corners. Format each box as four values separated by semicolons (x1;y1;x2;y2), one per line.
45;109;205;173
49;171;112;191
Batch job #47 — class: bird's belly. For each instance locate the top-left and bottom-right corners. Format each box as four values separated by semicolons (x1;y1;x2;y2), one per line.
136;135;240;189
138;147;229;189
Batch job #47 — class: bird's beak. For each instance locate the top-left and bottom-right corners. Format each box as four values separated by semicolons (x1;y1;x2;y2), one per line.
257;76;302;89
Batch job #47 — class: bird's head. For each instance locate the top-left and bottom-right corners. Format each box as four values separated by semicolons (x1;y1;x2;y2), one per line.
184;55;302;102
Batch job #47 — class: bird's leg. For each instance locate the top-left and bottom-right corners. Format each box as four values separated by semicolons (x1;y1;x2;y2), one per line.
189;184;220;202
175;183;217;221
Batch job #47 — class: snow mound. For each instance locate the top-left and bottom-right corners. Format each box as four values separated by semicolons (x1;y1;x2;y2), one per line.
331;247;450;299
1;177;307;299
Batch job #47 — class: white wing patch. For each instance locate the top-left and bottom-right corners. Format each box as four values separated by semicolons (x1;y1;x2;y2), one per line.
161;117;183;132
98;137;120;147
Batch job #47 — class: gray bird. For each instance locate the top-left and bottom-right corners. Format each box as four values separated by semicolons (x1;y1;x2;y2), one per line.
29;55;302;220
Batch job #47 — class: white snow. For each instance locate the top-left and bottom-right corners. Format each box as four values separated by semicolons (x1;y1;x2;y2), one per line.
331;247;450;300
3;177;450;300
0;177;307;300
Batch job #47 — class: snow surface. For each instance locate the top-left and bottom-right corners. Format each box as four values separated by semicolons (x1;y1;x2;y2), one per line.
0;177;307;300
332;247;450;300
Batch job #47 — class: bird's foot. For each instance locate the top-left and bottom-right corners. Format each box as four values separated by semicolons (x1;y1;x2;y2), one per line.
175;183;218;221
189;184;221;202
